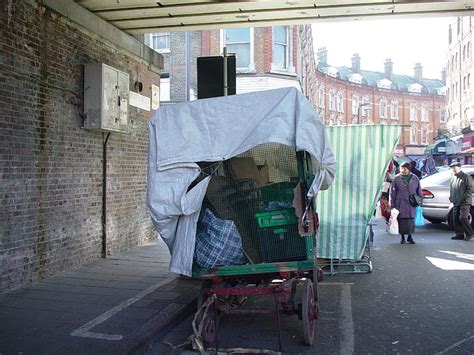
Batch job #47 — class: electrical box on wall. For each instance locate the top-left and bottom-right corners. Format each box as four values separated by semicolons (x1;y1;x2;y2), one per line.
83;63;129;133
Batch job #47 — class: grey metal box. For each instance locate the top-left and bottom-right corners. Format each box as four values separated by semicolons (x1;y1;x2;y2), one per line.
83;63;129;133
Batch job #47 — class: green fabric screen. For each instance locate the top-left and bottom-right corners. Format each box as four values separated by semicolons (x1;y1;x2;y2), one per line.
316;125;402;260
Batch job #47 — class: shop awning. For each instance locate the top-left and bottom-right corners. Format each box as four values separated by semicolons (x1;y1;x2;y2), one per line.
425;140;447;155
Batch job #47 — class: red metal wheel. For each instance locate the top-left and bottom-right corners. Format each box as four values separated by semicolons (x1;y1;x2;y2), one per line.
302;279;317;345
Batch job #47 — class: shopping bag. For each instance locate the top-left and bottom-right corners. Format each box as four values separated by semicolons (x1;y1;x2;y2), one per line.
387;208;399;235
415;206;425;227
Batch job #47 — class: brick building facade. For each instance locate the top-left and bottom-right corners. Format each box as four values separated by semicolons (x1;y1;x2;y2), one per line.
146;26;301;102
300;25;447;157
446;16;474;133
1;0;162;291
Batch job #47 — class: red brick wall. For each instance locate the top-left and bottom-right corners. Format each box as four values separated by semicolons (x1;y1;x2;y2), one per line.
0;1;160;291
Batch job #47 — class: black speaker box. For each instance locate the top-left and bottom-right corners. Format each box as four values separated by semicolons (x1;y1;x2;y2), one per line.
197;56;236;99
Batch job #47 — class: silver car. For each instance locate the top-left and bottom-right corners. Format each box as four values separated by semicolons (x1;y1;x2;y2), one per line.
420;165;474;228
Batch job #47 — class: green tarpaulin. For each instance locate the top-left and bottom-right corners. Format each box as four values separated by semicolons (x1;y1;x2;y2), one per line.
317;125;402;261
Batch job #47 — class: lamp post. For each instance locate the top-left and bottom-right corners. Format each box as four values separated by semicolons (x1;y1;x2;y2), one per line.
357;102;371;124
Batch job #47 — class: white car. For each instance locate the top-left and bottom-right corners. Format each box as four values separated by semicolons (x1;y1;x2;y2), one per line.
420;165;474;228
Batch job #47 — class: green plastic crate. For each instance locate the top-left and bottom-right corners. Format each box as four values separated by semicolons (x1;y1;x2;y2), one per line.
255;208;298;228
259;182;296;204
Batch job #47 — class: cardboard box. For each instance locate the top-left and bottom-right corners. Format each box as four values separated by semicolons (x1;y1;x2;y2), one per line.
229;157;269;187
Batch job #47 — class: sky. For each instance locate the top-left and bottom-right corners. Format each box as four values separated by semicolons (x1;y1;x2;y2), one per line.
311;16;454;80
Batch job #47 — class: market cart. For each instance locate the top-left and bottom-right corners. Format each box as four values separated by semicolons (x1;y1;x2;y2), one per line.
190;148;323;350
147;87;336;351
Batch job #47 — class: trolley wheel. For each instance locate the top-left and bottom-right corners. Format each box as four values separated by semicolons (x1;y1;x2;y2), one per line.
302;279;317;346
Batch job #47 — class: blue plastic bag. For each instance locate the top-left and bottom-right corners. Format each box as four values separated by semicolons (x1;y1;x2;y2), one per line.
415;206;425;227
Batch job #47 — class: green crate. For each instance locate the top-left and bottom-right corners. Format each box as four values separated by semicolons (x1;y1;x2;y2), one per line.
255;208;298;228
260;182;296;204
257;224;307;262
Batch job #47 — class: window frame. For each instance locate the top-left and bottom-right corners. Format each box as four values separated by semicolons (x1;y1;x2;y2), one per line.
271;26;291;71
379;98;388;119
150;32;171;53
221;28;255;72
390;100;399;120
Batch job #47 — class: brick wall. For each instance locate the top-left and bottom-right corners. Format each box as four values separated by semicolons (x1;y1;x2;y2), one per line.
161;31;201;101
0;0;160;291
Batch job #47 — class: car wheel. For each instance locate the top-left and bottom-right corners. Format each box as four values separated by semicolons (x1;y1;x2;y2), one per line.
470;207;474;228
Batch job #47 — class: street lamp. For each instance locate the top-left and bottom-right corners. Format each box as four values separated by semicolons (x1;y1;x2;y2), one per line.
357;102;371;124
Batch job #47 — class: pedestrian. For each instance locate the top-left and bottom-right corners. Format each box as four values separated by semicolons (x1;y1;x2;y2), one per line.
449;162;473;241
390;161;423;244
410;161;422;178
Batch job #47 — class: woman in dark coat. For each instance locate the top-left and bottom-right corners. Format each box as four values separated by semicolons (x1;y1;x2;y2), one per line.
390;162;423;244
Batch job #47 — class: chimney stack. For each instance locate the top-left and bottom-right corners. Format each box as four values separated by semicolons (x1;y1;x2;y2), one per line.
317;47;328;66
414;63;423;83
441;67;446;84
384;58;393;80
351;53;360;73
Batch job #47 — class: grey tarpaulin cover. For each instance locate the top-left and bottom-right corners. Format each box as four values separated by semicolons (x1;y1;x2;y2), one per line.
147;87;336;276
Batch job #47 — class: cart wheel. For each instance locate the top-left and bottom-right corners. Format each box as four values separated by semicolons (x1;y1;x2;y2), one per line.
302;279;317;346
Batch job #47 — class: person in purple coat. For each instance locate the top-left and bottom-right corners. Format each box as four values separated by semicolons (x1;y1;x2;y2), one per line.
390;162;423;244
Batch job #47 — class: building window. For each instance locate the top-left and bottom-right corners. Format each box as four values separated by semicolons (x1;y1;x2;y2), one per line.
150;33;170;52
329;90;335;111
318;87;324;108
223;28;253;69
421;126;429;144
361;97;369;117
352;95;359;115
421;107;429;122
410;125;418;144
336;91;344;113
391;100;399;120
272;26;289;70
379;99;387;119
440;109;447;123
410;104;417;122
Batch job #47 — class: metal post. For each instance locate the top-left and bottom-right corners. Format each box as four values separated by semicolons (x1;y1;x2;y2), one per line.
223;47;228;97
185;31;190;101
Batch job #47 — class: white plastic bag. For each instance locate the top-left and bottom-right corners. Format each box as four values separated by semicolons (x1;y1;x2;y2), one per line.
387;208;399;235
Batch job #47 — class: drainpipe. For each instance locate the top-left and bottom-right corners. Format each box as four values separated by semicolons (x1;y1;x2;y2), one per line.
223;47;228;97
185;31;190;101
102;132;111;258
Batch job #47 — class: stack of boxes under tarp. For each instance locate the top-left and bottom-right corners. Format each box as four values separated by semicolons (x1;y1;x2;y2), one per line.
194;143;314;268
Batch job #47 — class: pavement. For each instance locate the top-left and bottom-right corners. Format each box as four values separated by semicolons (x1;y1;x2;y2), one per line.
0;238;202;355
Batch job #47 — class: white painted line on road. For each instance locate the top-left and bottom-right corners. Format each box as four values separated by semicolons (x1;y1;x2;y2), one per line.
340;284;355;354
438;250;474;261
426;256;474;271
435;334;474;354
71;276;176;340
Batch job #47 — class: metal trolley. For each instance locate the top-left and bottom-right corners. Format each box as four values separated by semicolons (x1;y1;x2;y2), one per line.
191;145;323;352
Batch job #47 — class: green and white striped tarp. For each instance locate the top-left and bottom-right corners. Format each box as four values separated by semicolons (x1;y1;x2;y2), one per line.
316;125;401;260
